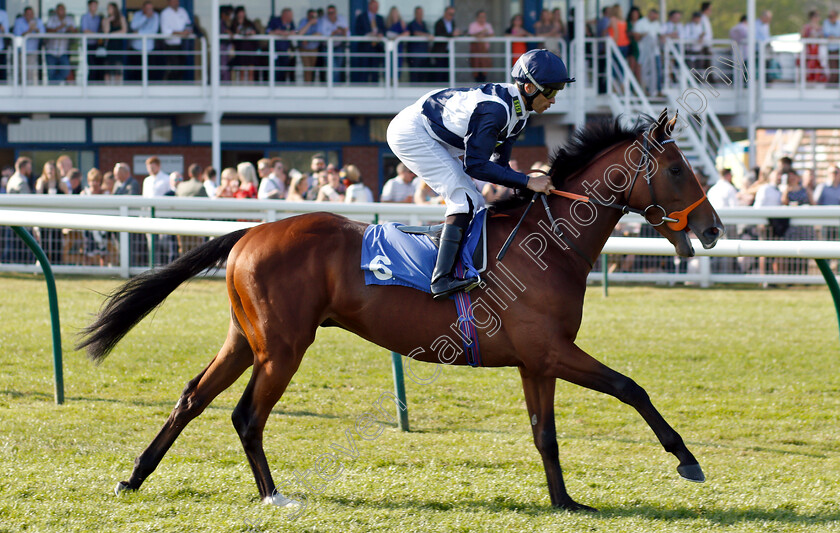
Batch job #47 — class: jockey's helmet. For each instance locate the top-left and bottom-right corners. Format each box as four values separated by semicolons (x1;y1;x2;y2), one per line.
511;49;575;105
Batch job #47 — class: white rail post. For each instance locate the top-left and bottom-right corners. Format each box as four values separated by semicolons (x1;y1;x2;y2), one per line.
119;205;130;278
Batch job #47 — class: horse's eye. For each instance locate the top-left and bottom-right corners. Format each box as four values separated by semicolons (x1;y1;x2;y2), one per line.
670;166;681;175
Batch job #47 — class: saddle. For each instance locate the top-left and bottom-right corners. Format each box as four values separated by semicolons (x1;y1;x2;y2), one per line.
397;215;488;275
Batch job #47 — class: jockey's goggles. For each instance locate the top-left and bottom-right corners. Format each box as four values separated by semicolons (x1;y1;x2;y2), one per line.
539;83;566;99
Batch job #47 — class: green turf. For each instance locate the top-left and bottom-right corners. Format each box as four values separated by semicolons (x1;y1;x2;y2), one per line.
0;274;838;532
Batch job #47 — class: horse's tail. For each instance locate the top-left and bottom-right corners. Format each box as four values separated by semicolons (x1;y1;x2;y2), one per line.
77;228;250;364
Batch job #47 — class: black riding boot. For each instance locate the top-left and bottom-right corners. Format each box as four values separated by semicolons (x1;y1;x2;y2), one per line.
430;223;479;300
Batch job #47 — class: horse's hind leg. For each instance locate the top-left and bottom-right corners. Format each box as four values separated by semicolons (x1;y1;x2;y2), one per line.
230;337;308;507
116;321;253;494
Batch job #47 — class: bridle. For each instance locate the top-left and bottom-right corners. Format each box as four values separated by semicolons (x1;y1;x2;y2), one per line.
497;133;709;266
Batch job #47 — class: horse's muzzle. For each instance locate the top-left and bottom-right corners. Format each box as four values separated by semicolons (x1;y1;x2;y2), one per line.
699;223;725;249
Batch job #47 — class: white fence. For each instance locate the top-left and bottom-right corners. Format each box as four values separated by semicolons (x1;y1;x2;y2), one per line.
2;196;840;286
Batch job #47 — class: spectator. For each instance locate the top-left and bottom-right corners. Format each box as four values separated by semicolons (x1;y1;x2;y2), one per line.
34;160;69;195
56;154;74;189
129;1;160;83
81;168;110;264
159;0;192;82
163;172;181;196
267;8;296;83
34;161;67;263
0;166;13;193
316;165;345;202
707;168;738;209
67;169;84;194
176;163;207;197
405;7;431;83
219;5;234;82
308;154;327;189
231;6;259;83
342;164;373;203
297;8;321;84
112;162;140;195
380;162;417;202
801;11;826;83
754;169;782;208
286;169;308;201
816;165;840;205
9;157;34;193
683;12;704;71
215;167;238;198
102;171;115;193
608;5;630;60
142;156;170;197
824;10;840;86
202;166;217;197
782;171;813;206
432;6;460;83
353;0;386;83
802;168;818;198
625;7;642;81
633;8;663;96
102;2;128;84
258;158;286;199
729;15;748;66
0;7;8;83
595;6;610;37
386;6;408;81
82;168;104;195
664;10;684;41
468;10;494;83
698;2;713;71
534;9;563;56
81;0;103;82
505;15;532;66
236;161;258;198
756;10;772;44
14;7;46;86
317;5;349;83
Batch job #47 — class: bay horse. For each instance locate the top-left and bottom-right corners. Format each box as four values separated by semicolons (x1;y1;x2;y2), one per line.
79;109;723;512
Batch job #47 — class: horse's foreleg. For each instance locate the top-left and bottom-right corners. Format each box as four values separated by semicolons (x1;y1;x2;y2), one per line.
116;322;253;494
550;342;704;482
519;368;597;512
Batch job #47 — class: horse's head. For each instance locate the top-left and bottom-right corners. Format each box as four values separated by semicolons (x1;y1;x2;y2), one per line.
630;109;724;257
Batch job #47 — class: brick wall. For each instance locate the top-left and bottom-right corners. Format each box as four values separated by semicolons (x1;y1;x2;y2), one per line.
511;146;550;172
342;145;381;200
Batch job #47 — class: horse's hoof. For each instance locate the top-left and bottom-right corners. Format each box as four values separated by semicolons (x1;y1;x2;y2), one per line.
262;493;302;508
677;463;706;483
559;499;598;513
114;481;131;496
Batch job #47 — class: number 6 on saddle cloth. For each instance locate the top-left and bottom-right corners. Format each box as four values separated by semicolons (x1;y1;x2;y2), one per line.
360;209;489;367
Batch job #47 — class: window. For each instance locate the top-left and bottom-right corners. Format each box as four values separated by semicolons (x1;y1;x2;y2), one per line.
276;119;351;143
92;118;172;143
8;118;86;143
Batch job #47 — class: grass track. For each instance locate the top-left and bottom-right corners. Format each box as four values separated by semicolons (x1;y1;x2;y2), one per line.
1;274;839;532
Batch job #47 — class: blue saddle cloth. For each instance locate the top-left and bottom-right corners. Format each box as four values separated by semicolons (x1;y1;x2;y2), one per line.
361;209;486;293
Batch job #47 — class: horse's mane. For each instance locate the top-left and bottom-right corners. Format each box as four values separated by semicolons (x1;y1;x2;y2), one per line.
489;115;655;213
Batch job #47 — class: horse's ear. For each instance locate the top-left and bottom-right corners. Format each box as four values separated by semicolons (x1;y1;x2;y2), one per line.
651;108;670;140
666;110;679;137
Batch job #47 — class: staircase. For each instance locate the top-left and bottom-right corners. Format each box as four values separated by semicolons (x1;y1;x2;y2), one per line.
792;129;840;178
599;38;744;185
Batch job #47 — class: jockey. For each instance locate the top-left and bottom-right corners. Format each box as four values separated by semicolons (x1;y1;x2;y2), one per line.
386;49;575;299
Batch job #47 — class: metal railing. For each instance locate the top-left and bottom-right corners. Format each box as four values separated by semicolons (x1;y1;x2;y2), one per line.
1;195;839;286
7;33;207;89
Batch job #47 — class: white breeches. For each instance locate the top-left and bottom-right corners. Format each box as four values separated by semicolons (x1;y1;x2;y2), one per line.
386;105;485;217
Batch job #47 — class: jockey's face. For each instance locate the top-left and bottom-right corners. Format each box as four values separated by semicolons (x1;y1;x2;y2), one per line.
525;83;556;114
